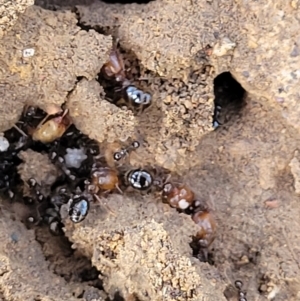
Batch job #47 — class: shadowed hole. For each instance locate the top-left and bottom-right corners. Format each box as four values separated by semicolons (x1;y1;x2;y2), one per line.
100;0;155;3
212;72;246;128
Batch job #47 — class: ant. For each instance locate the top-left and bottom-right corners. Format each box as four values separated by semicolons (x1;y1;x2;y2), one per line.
101;41;152;112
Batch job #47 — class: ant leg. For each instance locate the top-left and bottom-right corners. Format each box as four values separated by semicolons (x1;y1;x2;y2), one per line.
164;174;172;184
35;114;50;129
198;247;209;262
60;109;69;119
22;104;30;116
13;125;28;137
51;153;76;181
115;183;123;194
27;204;44;227
93;194;116;216
27;178;45;202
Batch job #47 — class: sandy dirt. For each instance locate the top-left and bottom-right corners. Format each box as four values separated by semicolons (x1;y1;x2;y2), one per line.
1;1;300;301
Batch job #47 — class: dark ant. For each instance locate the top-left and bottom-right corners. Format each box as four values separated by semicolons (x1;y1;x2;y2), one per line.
24;178;65;235
68;195;90;223
25;177;87;229
0;150;20;199
27;178;45;202
235;280;247;301
126;168;153;191
122;165;170;194
114;140;140;161
212;105;223;128
48;127;100;182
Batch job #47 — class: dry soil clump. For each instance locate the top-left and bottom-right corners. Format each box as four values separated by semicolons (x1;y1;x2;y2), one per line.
0;6;111;132
64;194;225;301
0;0;34;39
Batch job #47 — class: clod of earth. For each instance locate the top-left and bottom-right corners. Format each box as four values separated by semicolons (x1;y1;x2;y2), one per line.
0;5;112;132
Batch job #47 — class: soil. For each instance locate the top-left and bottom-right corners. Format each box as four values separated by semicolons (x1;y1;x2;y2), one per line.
0;0;34;39
1;1;300;301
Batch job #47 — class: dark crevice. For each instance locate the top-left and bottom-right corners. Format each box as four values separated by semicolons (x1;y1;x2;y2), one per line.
76;76;84;82
100;0;155;3
78;23;110;36
112;292;125;301
34;0;95;10
66;76;84;98
110;291;141;301
72;7;116;36
101;0;155;4
34;225;103;289
35;0;154;8
189;239;215;265
212;72;246;129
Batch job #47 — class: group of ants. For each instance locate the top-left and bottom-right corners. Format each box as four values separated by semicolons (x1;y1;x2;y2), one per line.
0;41;247;301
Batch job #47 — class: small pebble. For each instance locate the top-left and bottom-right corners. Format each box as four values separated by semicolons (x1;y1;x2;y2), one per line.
260;284;267;292
242;71;250;78
22;48;35;58
264;199;279;209
10;232;18;243
212;37;236;56
0;135;9;152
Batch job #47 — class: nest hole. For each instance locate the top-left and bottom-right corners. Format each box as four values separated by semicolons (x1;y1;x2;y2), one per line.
212;72;246;128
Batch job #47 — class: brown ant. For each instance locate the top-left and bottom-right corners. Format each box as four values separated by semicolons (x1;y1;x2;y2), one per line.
101;42;152;112
161;182;195;210
160;179;217;262
191;209;216;262
31;109;71;144
89;165;122;194
102;44;129;85
84;164;122;215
